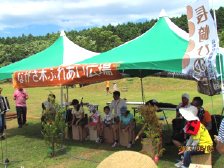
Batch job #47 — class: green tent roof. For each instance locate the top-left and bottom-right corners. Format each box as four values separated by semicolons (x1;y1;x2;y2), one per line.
77;11;224;79
0;31;98;81
77;14;189;77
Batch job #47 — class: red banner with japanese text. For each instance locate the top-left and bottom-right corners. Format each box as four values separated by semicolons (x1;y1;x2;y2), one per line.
182;0;220;81
12;63;122;88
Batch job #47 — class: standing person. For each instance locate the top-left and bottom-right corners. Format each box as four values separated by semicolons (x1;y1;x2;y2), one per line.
113;81;117;91
110;91;127;123
0;87;6;140
13;88;28;128
106;81;111;96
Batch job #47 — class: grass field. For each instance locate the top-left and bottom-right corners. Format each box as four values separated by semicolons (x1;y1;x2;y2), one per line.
0;77;224;168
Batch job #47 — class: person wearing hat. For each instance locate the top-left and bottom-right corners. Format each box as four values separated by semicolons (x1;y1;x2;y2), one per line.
85;104;101;142
174;106;213;168
166;93;190;146
0;87;6;140
111;106;134;149
65;99;86;141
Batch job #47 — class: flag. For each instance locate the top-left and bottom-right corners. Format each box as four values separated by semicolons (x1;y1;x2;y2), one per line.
182;0;220;81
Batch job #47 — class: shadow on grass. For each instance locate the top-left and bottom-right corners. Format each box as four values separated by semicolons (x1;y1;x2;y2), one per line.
6;119;142;153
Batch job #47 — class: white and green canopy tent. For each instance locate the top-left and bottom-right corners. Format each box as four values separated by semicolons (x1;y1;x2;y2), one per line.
0;31;99;81
76;9;224;79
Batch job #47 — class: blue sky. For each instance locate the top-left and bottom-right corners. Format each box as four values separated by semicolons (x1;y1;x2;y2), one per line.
0;0;223;38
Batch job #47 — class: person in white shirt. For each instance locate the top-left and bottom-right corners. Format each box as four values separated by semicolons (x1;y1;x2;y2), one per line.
110;91;127;123
98;106;114;143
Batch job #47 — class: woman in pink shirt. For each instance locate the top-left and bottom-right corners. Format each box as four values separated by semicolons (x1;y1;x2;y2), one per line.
13;88;28;128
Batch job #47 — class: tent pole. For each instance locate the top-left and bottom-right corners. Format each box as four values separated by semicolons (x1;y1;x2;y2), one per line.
139;70;144;104
61;85;63;110
66;86;69;103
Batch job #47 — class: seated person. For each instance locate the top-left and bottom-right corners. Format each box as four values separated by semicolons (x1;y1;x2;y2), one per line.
174;106;213;168
99;106;114;143
165;93;190;146
214;118;224;154
41;94;56;125
85;105;101;141
111;106;134;149
172;96;212;149
65;99;85;141
110;91;127;123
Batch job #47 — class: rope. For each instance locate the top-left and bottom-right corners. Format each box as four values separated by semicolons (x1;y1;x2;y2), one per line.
82;145;111;163
63;144;111;163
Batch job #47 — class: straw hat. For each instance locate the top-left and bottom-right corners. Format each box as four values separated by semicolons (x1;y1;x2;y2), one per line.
97;151;158;168
179;105;199;121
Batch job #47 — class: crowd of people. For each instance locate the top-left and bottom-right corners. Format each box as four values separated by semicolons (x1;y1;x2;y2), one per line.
39;90;224;166
0;86;224;167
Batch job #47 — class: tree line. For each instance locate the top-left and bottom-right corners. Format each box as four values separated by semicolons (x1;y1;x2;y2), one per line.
0;7;223;68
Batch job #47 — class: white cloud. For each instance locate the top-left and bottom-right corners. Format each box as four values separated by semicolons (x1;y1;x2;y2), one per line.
0;0;223;30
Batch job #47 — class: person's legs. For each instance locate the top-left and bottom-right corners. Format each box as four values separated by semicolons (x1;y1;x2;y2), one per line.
112;125;119;147
16;106;22;127
78;119;85;141
97;123;101;137
166;119;178;145
112;125;118;140
183;147;205;167
129;127;133;143
78;126;83;140
85;124;89;134
172;132;185;149
127;127;134;149
0;114;3;136
22;106;27;125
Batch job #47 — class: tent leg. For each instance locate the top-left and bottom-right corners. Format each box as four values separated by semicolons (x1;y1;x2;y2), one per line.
66;86;69;103
61;86;63;110
139;70;144;104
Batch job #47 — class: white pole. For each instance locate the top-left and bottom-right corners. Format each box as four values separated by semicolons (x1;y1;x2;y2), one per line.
61;85;63;110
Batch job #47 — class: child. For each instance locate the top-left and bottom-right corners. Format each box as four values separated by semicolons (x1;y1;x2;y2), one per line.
174;106;213;168
111;106;135;148
67;99;85;142
99;106;114;143
85;105;101;141
135;125;161;162
113;81;117;91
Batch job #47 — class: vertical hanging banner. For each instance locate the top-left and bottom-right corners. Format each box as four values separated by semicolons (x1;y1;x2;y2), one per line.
12;63;122;88
182;0;221;95
182;0;220;80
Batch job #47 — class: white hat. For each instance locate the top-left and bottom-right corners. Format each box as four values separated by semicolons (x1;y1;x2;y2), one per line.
182;93;189;100
179;105;199;121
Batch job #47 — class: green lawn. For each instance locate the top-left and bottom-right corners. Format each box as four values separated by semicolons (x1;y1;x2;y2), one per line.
0;77;224;168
